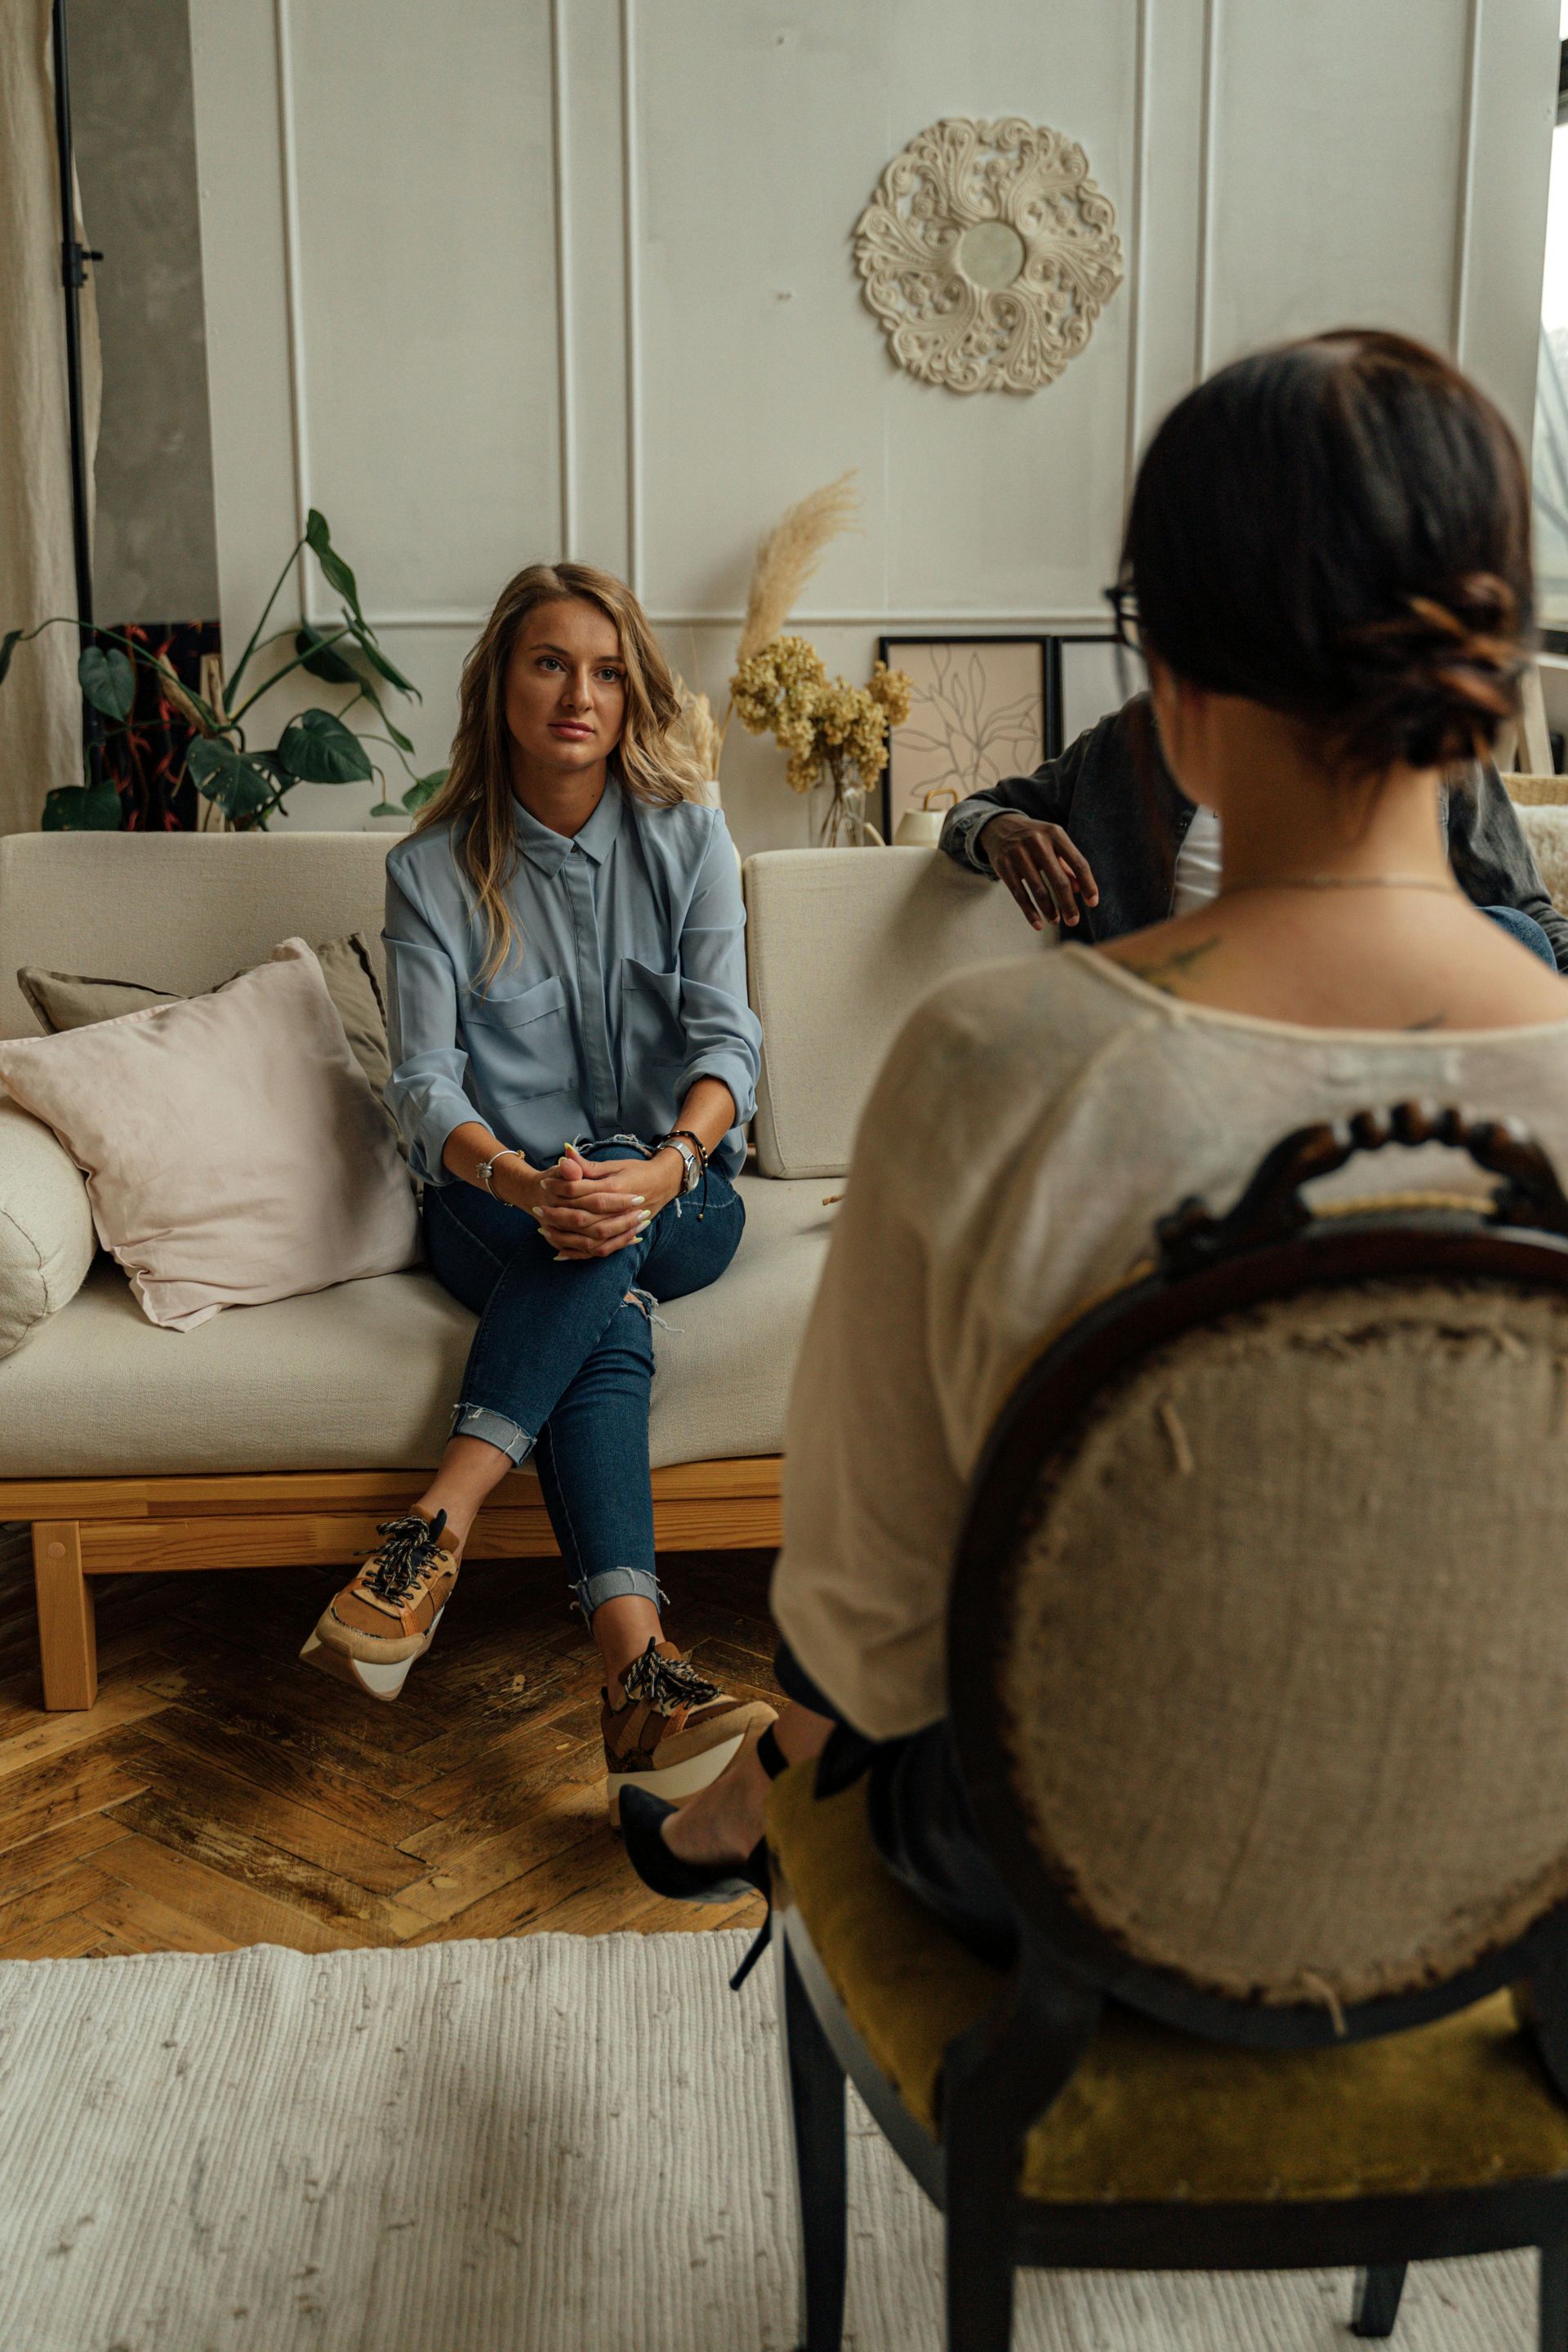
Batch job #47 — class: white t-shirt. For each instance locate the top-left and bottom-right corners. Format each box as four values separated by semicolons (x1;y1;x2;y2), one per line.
1171;804;1223;915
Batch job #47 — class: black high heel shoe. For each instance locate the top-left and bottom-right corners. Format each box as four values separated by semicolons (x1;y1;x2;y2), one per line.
620;1725;789;1984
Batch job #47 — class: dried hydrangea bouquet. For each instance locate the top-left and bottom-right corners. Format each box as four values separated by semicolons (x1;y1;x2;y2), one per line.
730;635;910;845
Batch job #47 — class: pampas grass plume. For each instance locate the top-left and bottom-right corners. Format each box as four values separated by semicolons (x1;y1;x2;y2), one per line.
670;674;723;799
734;471;862;670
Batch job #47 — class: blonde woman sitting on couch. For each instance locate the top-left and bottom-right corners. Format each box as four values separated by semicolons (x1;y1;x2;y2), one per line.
307;563;774;1822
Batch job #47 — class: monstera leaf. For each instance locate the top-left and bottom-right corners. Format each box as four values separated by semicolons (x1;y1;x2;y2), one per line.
275;708;374;784
370;768;447;820
78;645;136;722
187;736;278;822
294;625;360;685
42;778;123;831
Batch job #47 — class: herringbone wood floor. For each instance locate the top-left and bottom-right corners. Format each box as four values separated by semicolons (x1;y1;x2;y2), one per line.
0;1526;775;1958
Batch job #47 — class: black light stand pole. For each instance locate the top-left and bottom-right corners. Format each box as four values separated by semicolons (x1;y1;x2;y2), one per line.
49;0;104;791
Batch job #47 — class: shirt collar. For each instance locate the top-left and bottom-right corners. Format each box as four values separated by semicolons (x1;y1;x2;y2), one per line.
510;776;623;876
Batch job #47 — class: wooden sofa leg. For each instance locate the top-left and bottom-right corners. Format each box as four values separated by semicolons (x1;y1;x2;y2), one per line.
33;1524;97;1711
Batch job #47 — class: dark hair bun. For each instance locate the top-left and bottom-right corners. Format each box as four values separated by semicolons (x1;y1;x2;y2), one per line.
1337;573;1528;772
1123;332;1533;774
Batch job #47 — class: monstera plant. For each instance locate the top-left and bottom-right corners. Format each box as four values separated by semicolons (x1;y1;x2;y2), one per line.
0;510;446;831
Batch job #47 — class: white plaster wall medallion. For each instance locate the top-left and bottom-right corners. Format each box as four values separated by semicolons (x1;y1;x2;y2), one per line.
854;116;1125;394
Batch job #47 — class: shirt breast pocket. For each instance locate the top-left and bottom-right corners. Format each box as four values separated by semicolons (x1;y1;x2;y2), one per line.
463;972;571;1099
621;956;687;1069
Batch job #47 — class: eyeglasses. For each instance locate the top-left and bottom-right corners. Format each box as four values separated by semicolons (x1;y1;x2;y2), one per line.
1102;581;1147;705
1102;581;1144;655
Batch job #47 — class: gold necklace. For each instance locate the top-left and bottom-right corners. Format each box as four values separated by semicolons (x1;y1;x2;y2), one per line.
1219;875;1455;897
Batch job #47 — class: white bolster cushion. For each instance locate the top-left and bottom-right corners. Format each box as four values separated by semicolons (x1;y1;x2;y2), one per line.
0;1095;96;1358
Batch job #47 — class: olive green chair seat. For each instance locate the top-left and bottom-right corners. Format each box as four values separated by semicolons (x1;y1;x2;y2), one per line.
768;1765;1568;2209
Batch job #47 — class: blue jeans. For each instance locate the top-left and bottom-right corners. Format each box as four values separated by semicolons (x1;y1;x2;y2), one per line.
423;1143;745;1621
1485;905;1557;966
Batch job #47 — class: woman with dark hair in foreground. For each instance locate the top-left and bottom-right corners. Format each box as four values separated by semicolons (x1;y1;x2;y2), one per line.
624;330;1568;1954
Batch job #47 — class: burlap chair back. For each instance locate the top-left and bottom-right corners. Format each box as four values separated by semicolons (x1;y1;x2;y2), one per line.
998;1275;1568;2010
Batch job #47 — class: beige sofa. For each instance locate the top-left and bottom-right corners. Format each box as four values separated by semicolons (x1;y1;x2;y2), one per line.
0;831;1027;1708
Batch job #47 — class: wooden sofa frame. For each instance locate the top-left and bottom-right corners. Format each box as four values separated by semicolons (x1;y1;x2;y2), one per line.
2;1455;782;1712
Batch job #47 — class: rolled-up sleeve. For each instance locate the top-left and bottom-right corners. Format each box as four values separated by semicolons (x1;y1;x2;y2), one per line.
382;869;481;1184
675;815;763;1124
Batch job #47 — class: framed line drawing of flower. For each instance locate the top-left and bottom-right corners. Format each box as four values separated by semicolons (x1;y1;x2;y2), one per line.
877;635;1058;842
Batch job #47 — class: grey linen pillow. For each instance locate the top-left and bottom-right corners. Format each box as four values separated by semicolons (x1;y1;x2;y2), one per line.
18;934;394;1102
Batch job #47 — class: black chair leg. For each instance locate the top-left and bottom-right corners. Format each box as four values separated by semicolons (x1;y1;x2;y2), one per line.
780;1936;847;2352
1351;2264;1406;2337
1542;2243;1568;2352
942;2087;1021;2351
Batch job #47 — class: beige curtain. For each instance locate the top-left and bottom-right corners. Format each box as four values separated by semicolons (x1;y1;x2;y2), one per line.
0;2;100;835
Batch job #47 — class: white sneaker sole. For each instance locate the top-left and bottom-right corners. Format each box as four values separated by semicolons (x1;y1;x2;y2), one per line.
300;1606;445;1704
607;1728;746;1828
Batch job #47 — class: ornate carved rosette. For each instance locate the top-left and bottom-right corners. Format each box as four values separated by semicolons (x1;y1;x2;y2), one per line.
853;116;1125;395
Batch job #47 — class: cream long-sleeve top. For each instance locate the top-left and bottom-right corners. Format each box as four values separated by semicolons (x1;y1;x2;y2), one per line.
769;944;1568;1741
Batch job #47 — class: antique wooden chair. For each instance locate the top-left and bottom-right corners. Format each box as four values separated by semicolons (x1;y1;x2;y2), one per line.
768;1103;1568;2350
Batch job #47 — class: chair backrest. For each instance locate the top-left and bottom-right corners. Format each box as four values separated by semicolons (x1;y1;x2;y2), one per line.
744;846;1039;1178
0;831;394;1039
949;1105;1568;2048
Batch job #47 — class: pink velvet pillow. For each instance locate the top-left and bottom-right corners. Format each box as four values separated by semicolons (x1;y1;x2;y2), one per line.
0;938;420;1330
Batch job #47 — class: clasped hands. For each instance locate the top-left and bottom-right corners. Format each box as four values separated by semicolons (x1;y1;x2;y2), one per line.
493;1142;684;1259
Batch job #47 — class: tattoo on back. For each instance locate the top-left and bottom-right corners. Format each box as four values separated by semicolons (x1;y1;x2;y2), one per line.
1125;937;1222;996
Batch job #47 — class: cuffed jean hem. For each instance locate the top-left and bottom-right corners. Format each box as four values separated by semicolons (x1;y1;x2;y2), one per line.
450;1401;534;1463
572;1565;669;1621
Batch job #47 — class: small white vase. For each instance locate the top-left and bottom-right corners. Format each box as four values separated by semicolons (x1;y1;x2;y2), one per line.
893;807;947;846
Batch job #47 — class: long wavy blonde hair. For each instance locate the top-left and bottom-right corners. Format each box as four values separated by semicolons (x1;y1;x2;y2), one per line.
416;562;707;978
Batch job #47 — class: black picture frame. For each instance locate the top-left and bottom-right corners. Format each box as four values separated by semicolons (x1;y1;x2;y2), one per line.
876;635;1059;844
1049;630;1145;755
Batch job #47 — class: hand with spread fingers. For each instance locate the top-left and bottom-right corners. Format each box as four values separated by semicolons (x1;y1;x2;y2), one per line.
500;1143;682;1260
980;811;1101;933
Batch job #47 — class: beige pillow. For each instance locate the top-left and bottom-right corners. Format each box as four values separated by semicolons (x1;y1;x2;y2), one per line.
17;933;392;1101
0;939;420;1332
0;1098;96;1357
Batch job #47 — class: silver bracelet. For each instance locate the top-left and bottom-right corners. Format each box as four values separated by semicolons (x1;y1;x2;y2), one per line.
477;1146;523;1196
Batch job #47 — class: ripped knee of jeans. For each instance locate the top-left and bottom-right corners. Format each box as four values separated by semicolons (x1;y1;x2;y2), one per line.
622;1286;683;1357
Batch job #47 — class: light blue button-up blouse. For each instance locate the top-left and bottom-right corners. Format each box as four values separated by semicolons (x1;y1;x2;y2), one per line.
382;781;762;1185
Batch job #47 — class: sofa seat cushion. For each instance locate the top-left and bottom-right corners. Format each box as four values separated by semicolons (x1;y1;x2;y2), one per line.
0;1174;834;1477
768;1766;1568;2205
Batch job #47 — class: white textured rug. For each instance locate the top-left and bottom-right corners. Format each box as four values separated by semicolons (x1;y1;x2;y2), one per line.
0;1932;1539;2350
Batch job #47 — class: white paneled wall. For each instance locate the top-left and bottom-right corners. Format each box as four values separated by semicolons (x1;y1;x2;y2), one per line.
189;0;1560;851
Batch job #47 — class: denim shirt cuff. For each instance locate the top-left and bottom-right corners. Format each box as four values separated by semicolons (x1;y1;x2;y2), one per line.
941;801;1001;875
404;1090;483;1187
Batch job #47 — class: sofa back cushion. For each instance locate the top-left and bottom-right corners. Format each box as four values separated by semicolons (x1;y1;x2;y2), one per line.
0;832;394;1040
745;847;1040;1178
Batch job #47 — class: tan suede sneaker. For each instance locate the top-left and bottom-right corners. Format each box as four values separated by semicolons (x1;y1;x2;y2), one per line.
603;1638;776;1827
313;1511;462;1667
